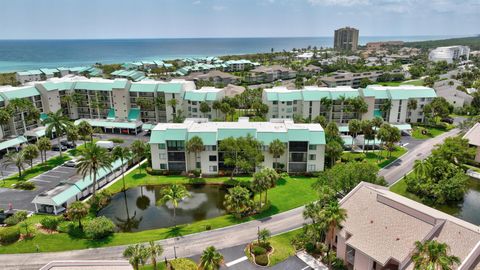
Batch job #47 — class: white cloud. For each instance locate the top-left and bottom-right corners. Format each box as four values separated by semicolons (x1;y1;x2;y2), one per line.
212;5;226;11
192;0;201;5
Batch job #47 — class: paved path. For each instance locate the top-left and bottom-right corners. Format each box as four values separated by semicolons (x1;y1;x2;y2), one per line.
0;129;461;270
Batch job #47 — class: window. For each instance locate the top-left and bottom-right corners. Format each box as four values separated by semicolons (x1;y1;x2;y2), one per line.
192;108;197;113
287;101;292;106
158;143;166;150
273;101;278;105
159;153;166;160
196;162;201;169
160;164;167;170
287;108;293;113
205;145;217;151
309;144;317;150
309;154;316;160
209;155;217;161
192;101;197;105
209;166;218;172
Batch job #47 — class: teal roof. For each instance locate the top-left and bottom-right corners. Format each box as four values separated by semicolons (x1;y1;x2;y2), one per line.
42;82;74;91
388;88;436;100
129;83;157;93
218;128;257;140
184;91;206;102
392;124;412;131
341;135;353;146
164;128;187;141
75;81;113;91
374;109;383;118
362;87;389;99
287;129;310;141
188;132;217;145
142;123;154;130
40;68;59;75
149;130;165;144
2;86;40;99
0;136;27;151
74;119;141;129
17;70;42;76
302;90;331;101
309;131;326;144
107;108;115;120
40;113;48;121
128;108;140;121
330;91;359;99
278;92;302;102
257;132;288;144
158;83;182;94
338;126;349;133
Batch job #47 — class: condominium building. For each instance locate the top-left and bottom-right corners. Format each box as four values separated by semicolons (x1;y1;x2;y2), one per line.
320;70;404;88
183;87;225;119
149;118;325;174
262;85;436;124
245;65;297;84
16;67;102;84
334;27;359;51
428;46;470;64
334;182;480;270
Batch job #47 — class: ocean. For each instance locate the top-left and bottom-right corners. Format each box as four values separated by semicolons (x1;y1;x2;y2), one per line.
0;36;460;72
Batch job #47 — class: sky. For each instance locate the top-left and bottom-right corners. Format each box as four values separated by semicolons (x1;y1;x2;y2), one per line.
0;0;479;39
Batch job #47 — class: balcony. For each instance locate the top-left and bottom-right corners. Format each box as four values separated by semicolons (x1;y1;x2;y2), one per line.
346;248;355;265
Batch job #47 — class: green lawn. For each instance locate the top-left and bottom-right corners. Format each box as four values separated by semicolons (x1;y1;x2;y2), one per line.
0;155;71;189
389;178;422;202
268;229;301;265
411;126;446;139
341;146;407;169
0;171;317;254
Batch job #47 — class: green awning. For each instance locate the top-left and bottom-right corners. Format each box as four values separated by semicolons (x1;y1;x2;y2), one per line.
74;119;141;129
40;113;48;121
0;136;27;151
374;109;383;118
128;108;141;121
107;108;115;120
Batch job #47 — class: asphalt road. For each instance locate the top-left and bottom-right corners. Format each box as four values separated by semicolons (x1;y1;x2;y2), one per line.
0;129;461;270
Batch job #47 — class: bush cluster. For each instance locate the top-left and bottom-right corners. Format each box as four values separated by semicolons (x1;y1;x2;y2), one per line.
251;245;267;256
40;217;60;231
255;254;269;266
4;211;28;226
14;181;35;190
84;216;115;240
0;227;20;245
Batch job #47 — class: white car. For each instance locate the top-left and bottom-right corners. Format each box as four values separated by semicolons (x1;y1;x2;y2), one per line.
95;141;114;150
63;159;79;167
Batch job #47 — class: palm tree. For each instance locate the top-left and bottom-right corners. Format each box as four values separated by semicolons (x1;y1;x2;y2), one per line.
146;241;163;270
5;151;26;177
158;184;191;227
268;139;285;172
36;137;52;164
258;228;271;245
76;143;113;197
411;240;460;270
130;140;147;173
224;186;253;219
186;136;204;170
0;108;11;137
338;95;347;124
348;119;361;150
379;99;392;120
407;99;418;122
167;98;177;118
123;244;148;270
112;146;132;191
22;144;39;169
212;100;221;119
261;167;280;205
320;97;333;121
199;102;211;118
66;125;79;147
413;159;433;180
43;109;71;157
322;201;347;251
198;246;224;270
67;201;89;229
251;171;267;209
77;120;93;145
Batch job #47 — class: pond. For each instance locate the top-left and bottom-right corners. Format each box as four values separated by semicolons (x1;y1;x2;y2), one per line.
98;185;227;232
436;178;480;225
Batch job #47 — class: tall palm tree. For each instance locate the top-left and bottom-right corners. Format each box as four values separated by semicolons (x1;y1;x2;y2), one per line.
123;244;148;270
43;109;71;157
146;241;163;270
322;201;347;251
380;99;392;121
76;143;113;197
338;95;347;124
77;120;93;145
251;171;267;209
23;144;39;169
36;137;52;164
261;167;280;205
186;136;204;170
320;97;333;121
112;146;132;191
167;98;177;118
198;246;224;270
158;184;191;227
0;108;11;137
4;151;26;177
411;240;460;270
224;186;253;219
413;159;433;180
407;99;418;122
348;119;362;150
268;139;286;172
130;140;147;173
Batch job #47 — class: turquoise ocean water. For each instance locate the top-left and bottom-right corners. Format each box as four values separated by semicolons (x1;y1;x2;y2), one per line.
0;36;461;72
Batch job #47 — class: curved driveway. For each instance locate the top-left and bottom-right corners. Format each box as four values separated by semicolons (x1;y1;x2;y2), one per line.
0;129;460;270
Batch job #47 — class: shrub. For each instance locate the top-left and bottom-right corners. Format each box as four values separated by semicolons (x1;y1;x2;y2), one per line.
0;227;20;244
40;217;60;231
170;258;197;270
4;211;28;226
146;167;163;175
108;138;125;143
191;169;201;178
14;181;35;190
305;242;315;253
84;216;115;240
89;190;112;214
205;224;212;230
255;254;269;266
252;245;267;256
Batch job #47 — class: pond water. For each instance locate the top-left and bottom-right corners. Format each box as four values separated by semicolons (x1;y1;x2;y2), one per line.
98;185;227;232
436;178;480;225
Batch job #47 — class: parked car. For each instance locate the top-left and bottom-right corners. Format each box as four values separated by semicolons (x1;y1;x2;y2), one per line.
60;140;77;149
52;144;67;151
441;117;454;124
63;159;79;168
96;141;114;150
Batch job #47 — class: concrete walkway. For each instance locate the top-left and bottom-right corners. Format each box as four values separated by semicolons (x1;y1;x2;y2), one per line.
296;251;328;270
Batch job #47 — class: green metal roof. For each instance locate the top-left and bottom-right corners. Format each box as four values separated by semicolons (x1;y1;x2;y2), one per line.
257;132;288;144
164;128;187;141
74;81;114;91
184;91;206;102
278;92;302;102
374;109;383;118
287;129;310;141
330;91;359;99
142;123;154;131
149;130;165;144
2;87;40;99
158;83;182;94
129;83;157;93
107;108;115;120
0;136;27;151
188;132;217;145
388;88;436;100
74;119;141;129
341;135;353;146
362;88;389;99
309;131;326;144
218;128;257;140
42;82;74;91
302;90;331;101
128;108;140;121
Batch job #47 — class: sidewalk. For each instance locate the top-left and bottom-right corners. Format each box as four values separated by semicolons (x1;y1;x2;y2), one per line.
296;251;328;270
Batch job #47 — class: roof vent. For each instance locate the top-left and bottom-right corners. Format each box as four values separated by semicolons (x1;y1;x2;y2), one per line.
370;220;374;224
396;238;400;241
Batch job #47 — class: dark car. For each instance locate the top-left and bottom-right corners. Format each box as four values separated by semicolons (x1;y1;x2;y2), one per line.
52;144;67;151
60;140;77;149
441;117;454;124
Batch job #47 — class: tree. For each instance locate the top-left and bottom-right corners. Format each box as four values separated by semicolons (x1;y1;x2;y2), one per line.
0;108;11;137
413;159;433;180
313;115;328;127
186;136;204;170
424;97;451;121
347;119;361;149
379;100;392;120
146;241;163;270
43;109;71;157
359;78;373;88
130;140;147;173
199;102;211;118
411;240;460;270
224;186;253;219
322;201;347;252
167;98;178;118
261;167;280;205
198;246;224;270
258;228;271;245
338;95;347;123
112;146;132;191
432;136;474;166
361;120;375;152
5;151;26;177
407;99;418;116
36;137;52;163
123;244;148;270
219;135;263;179
23;144;39;169
320;97;333;121
158;184;191;227
77;143;113;197
135;97;154;110
376;123;401;158
268;139;285;171
348;96;368;119
251;172;268;209
326;141;343;167
67;201;89;229
77;120;93;145
66;125;79;146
